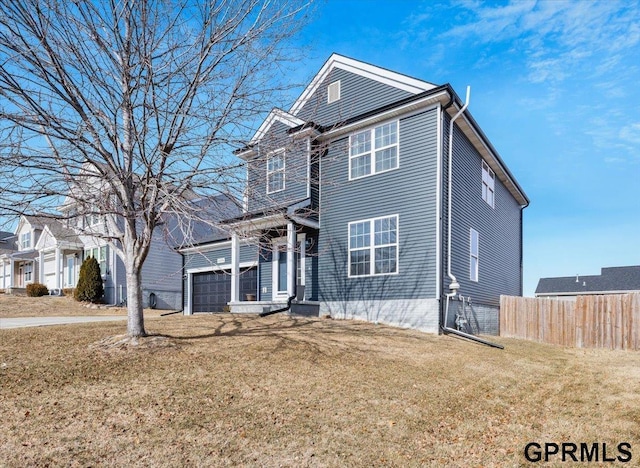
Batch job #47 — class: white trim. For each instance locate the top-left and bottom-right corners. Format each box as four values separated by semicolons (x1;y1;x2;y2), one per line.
306;137;311;199
272;237;289;299
298;233;306;289
435;103;442;300
347;214;399;278
327;80;341;104
287;222;295;297
289;54;435;116
318;98;445;143
184;261;257;315
250;108;304;145
470;228;479;282
446;106;528;206
481;160;495;208
266;148;286;194
231;232;239;302
177;237;259;254
348;119;399;181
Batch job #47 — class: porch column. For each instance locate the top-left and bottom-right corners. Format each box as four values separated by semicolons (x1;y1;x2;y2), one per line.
286;222;296;297
230;231;239;303
55;248;61;290
9;258;14;288
39;250;44;285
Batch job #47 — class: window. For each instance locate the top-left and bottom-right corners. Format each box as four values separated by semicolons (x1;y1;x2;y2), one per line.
267;149;285;194
24;263;32;282
327;80;341;104
348;215;398;277
20;232;31;249
67;257;75;286
470;228;479;282
85;245;108;275
482;160;495;207
349;121;398;179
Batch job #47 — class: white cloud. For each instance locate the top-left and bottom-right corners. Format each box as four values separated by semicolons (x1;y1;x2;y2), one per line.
620;123;640;145
440;0;640;85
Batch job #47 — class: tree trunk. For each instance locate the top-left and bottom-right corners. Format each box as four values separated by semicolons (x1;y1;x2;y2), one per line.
125;262;146;338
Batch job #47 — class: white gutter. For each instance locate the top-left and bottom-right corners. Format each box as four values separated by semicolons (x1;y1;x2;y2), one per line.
446;86;470;295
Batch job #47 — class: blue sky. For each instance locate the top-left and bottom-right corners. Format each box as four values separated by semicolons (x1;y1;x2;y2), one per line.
291;0;640;296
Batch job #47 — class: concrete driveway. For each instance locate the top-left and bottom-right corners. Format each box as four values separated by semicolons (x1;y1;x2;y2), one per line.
0;316;127;329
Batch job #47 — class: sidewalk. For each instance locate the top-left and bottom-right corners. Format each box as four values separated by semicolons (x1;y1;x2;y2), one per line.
0;316;127;329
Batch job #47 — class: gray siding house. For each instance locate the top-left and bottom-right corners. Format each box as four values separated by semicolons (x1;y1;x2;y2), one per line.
535;266;640;300
180;54;529;335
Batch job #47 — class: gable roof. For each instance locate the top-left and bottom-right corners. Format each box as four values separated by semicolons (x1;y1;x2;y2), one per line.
249;108;305;146
535;266;640;296
35;219;82;250
237;54;528;206
289;53;436;116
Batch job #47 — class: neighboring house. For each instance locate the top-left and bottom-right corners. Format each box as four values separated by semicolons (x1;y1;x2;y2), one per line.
535;266;640;300
180;54;529;335
0;230;18;289
1;209;183;310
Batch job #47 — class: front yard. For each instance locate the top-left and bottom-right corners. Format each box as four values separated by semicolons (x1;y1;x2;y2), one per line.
1;313;639;466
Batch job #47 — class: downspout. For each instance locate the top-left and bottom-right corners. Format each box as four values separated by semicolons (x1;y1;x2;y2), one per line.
440;85;504;350
444;86;469;298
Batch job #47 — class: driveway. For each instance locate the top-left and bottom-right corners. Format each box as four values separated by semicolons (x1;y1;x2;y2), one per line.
0;316;127;329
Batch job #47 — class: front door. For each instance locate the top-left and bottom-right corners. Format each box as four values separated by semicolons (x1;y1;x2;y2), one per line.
272;235;306;300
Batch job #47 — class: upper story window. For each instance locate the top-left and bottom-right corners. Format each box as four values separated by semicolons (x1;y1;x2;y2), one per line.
327;80;341;104
349;121;398;180
348;214;398;277
267;149;285;194
470;228;479;282
482;160;495;208
20;232;31;250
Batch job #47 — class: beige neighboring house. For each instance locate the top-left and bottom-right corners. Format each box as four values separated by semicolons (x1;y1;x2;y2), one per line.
0;215;83;293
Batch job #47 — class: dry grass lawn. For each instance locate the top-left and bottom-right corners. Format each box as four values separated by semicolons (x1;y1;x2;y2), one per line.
1;313;639;467
0;293;163;317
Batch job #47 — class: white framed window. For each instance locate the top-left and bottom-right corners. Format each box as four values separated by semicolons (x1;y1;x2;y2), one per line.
327;80;341;104
349;120;399;180
85;245;108;275
266;149;285;194
20;232;31;249
348;215;398;277
67;256;75;287
24;262;32;282
470;228;479;282
482;160;495;208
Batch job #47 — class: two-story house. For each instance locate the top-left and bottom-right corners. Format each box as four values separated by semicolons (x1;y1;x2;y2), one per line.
180;54;529;334
2;208;183;311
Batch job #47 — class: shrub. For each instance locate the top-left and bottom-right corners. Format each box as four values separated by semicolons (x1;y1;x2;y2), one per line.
26;282;49;297
74;256;104;303
62;288;75;297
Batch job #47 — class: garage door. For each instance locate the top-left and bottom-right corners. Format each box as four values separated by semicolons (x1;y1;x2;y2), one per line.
192;267;257;313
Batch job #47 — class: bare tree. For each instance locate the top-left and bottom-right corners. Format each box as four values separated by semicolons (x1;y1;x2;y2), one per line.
0;0;312;337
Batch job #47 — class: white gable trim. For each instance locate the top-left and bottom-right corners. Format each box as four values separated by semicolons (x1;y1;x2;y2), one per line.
250;108;305;145
289;54;436;116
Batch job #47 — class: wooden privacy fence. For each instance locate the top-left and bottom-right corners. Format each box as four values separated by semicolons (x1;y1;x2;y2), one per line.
500;293;640;350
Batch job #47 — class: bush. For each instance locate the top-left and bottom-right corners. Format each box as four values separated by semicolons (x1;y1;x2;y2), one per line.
74;256;104;303
62;288;75;297
26;282;49;297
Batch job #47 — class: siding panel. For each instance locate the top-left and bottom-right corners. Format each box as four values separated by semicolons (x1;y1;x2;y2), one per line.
318;108;439;303
296;68;414;127
442;114;523;307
